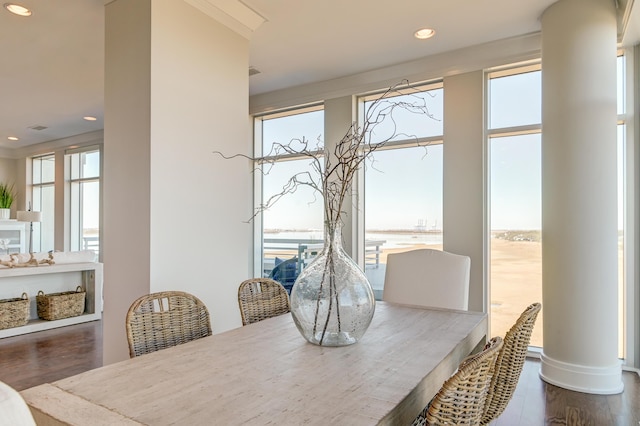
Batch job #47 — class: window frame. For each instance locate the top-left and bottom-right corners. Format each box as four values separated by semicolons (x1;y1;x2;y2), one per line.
65;145;102;257
617;48;637;367
485;53;637;362
252;103;325;278
486;62;543;350
356;81;445;297
30;153;56;253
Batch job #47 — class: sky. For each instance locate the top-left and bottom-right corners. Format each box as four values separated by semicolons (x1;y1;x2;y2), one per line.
76;151;100;230
261;89;448;231
258;64;624;232
260;79;540;232
489;71;542;230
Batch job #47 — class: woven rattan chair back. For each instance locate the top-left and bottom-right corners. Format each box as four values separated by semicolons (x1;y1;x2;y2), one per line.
412;336;503;426
126;291;212;358
481;302;541;424
238;278;290;326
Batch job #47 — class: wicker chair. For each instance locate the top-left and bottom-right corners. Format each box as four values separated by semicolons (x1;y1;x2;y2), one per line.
481;302;542;424
238;278;290;326
412;336;504;426
126;291;212;358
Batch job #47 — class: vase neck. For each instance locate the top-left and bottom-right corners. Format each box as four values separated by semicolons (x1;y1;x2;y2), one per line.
324;222;343;250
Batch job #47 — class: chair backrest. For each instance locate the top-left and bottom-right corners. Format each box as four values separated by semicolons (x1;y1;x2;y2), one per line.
481;302;541;424
0;381;36;426
238;278;291;326
383;249;471;310
126;291;212;358
422;336;503;426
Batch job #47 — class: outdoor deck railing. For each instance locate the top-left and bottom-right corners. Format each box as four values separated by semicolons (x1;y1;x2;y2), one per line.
263;238;385;276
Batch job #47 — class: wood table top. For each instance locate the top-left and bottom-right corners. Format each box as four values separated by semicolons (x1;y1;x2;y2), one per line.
22;302;487;426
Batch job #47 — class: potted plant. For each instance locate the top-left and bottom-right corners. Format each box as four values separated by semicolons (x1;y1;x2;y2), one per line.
0;182;16;220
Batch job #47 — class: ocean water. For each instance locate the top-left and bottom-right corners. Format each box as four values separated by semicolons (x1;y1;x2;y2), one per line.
365;232;443;249
264;230;443;249
263;230;443;293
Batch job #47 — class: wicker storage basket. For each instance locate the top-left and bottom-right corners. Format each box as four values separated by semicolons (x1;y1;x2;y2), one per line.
37;286;85;321
0;292;30;330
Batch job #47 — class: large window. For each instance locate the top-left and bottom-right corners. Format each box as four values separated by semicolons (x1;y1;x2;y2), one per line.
254;106;325;291
616;53;627;360
67;147;101;255
31;154;55;252
488;57;629;355
488;65;542;347
361;83;444;299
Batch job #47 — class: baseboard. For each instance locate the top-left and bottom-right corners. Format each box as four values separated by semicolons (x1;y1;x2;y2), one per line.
622;365;640;378
539;352;624;395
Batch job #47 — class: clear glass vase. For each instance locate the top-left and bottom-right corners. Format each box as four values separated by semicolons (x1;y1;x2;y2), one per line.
290;222;376;346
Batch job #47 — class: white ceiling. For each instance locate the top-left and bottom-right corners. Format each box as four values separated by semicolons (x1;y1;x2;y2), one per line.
0;0;635;151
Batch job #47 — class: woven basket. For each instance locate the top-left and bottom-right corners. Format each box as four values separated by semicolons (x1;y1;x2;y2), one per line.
0;292;30;330
36;286;85;321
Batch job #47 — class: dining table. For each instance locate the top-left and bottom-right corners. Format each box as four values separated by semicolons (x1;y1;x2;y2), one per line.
21;301;487;426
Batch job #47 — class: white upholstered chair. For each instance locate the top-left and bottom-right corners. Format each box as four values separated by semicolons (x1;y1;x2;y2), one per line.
382;249;471;310
0;381;36;426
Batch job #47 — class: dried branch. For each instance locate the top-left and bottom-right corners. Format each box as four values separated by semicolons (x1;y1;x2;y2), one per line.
213;80;438;229
214;80;439;345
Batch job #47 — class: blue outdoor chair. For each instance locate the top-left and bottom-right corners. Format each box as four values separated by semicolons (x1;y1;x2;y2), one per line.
269;256;299;294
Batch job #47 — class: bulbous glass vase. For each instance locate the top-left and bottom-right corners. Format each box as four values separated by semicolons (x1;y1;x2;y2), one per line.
290;223;376;346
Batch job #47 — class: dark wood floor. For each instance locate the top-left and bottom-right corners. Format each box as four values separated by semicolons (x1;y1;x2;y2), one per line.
0;320;102;391
488;359;640;426
0;321;639;425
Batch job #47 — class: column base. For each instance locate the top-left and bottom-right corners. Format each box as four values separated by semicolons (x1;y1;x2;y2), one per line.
539;352;624;395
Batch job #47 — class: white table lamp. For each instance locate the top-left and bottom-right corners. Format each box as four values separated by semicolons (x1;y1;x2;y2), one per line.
17;209;42;254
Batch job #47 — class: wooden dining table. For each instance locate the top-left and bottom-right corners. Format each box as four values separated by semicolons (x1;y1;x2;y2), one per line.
21;302;487;426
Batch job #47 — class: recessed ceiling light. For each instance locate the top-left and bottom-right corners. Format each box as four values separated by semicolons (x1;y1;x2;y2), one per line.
7;136;19;141
414;28;435;40
4;3;32;17
83;116;97;121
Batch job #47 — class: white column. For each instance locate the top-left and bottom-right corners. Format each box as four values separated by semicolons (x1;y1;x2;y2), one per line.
103;0;259;364
443;71;485;313
540;0;622;394
324;96;357;256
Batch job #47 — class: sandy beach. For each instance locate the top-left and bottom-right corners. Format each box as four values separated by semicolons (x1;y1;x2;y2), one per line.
266;236;545;346
372;238;543;347
373;236;621;351
489;238;542;347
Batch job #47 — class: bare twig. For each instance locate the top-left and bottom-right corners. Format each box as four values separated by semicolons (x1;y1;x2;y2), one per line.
214;80;438;344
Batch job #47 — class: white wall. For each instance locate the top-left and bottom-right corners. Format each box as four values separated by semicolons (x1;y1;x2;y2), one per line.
103;0;252;364
148;0;252;333
442;71;486;313
0;158;18;218
250;34;541;115
0;158;17;183
324;96;357;256
103;0;153;364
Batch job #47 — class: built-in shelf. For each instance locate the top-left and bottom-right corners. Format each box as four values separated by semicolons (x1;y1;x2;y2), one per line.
0;262;103;338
